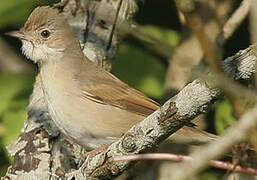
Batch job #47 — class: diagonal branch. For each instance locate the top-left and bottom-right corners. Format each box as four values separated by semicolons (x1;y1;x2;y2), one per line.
3;0;257;179
217;0;252;47
66;46;257;179
4;0;140;179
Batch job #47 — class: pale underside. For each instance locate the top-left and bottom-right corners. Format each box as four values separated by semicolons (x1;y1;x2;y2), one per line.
22;40;216;150
39;56;158;149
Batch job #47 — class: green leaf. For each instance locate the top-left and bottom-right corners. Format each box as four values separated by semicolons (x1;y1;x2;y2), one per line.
214;99;236;134
0;0;59;28
139;25;180;47
112;43;165;98
0;72;34;146
133;25;180;57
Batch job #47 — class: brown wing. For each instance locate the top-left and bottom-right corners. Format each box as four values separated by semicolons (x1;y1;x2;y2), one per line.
76;60;218;144
78;60;160;116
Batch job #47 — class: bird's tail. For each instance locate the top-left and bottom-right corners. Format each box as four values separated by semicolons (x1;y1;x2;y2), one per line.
166;126;218;145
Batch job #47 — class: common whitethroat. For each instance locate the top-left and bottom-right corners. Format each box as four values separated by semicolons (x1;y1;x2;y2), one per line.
6;6;216;150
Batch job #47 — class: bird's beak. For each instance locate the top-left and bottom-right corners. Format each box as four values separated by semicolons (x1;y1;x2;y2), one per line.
5;30;26;40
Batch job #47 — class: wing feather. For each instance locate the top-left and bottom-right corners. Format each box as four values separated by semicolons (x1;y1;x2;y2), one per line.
74;60;218;144
78;60;160;116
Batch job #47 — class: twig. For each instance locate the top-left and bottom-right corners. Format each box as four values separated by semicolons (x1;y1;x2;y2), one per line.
250;0;257;43
216;0;252;46
168;107;257;180
165;0;247;91
106;0;123;50
195;71;257;103
3;0;140;179
249;2;257;91
113;153;257;176
4;1;257;179
65;45;257;179
174;0;223;73
175;0;252;119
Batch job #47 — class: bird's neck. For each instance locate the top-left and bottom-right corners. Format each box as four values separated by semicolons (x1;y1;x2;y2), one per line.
38;45;87;86
39;53;81;98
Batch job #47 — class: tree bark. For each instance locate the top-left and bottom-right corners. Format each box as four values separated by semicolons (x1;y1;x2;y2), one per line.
3;0;257;179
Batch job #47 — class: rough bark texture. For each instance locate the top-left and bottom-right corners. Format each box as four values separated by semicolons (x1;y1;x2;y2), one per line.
65;47;256;179
4;0;139;179
3;0;257;179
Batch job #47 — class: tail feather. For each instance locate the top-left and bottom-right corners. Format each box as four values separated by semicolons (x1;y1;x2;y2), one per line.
167;126;218;145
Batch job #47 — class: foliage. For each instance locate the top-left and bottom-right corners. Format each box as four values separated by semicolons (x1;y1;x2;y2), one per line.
0;72;35;175
112;43;166;98
0;0;249;179
134;25;180;57
113;25;179;98
0;72;34;146
0;0;58;28
214;99;236;135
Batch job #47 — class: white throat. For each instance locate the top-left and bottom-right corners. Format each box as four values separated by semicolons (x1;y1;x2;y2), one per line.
21;40;64;63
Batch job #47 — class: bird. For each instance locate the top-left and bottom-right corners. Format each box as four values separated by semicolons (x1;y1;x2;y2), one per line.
6;6;217;150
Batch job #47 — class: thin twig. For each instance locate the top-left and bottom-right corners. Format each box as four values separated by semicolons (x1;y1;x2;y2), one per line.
195;71;257;103
113;153;257;176
185;12;223;73
174;0;223;74
216;0;252;46
107;0;123;50
250;0;257;43
175;0;252;119
65;45;257;179
168;108;257;180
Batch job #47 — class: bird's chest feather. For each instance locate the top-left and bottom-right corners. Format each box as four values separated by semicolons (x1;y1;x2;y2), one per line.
39;62;144;148
40;63;88;138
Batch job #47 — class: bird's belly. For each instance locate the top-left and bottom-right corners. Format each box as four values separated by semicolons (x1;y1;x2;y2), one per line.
42;79;144;149
40;65;144;149
64;95;144;136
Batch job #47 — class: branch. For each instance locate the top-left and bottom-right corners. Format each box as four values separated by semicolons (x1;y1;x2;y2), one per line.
168;107;257;180
174;0;222;73
250;0;257;43
165;0;250;91
217;0;252;46
174;0;252;119
65;46;256;179
113;153;257;176
4;0;257;179
4;0;139;179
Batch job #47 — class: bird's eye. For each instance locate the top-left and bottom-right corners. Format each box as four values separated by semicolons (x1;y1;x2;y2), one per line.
41;30;50;39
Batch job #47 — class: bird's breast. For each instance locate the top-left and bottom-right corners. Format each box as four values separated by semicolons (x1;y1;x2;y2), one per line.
39;63;144;149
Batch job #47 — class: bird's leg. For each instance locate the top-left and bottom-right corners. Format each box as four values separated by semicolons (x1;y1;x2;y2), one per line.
83;143;111;168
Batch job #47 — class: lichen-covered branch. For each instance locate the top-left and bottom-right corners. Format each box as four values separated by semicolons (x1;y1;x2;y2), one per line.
4;0;139;179
66;47;256;179
3;0;257;179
